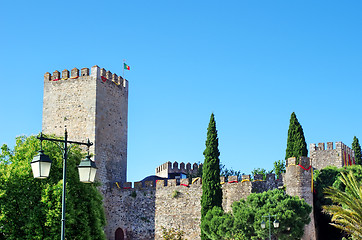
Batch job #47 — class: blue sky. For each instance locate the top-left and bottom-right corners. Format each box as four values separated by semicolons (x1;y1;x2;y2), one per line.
1;0;361;182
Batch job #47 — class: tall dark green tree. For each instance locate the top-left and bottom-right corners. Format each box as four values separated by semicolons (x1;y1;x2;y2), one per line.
285;112;308;163
201;113;223;240
352;136;362;165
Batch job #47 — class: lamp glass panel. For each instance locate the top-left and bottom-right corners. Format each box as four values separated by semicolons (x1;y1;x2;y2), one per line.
89;168;97;183
31;161;51;179
31;161;40;178
78;167;91;183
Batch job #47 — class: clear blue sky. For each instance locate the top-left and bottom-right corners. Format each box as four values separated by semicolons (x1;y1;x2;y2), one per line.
1;0;361;183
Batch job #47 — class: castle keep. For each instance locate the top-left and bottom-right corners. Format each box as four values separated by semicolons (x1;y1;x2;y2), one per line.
42;66;355;240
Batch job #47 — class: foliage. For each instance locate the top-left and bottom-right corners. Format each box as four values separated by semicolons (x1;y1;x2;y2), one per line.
201;189;312;240
285;112;308;163
323;171;362;239
0;135;106;240
201;113;223;240
251;168;270;180
313;165;362;240
172;190;180;198
161;226;187;240
273;160;285;179
220;164;242;181
352;136;362;165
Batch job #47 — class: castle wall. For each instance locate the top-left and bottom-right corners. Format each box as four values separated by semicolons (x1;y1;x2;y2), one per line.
155;178;202;240
104;187;156;240
285;157;316;240
103;176;281;240
310;142;355;170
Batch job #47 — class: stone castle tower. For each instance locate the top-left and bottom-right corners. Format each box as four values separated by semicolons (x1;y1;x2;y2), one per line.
285;156;316;240
42;65;128;188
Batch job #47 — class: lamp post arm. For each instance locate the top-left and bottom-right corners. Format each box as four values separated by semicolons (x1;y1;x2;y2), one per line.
37;135;93;148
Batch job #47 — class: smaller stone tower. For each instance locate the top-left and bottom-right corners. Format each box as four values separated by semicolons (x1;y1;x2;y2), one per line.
285;156;316;240
310;142;355;170
155;161;202;178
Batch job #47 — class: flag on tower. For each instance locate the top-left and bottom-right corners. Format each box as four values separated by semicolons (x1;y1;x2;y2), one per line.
124;63;130;70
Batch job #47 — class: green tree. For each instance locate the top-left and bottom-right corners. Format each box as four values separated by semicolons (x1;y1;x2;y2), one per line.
273;160;285;179
220;164;242;181
0;136;106;240
323;171;362;239
201;113;223;240
285;112;308;163
251;168;269;180
313;165;362;240
201;189;312;240
352;136;362;165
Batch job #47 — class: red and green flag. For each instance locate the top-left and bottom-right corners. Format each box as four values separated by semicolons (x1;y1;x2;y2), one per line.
124;63;130;70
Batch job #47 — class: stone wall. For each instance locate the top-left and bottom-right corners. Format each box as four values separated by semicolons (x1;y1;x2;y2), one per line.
285;157;316;240
104;187;156;240
103;175;281;240
310;142;355;170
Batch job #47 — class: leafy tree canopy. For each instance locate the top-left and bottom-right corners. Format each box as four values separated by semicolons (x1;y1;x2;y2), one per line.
0;135;106;240
220;164;242;181
201;189;312;240
273;160;285;179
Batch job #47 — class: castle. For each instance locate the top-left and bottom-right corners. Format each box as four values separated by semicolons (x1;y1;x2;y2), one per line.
42;66;356;240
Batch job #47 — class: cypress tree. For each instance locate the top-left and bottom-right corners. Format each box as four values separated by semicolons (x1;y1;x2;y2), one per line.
352;136;362;165
285;112;308;163
200;113;222;240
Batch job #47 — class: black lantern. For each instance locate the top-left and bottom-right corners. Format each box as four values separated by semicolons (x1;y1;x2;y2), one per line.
31;150;52;179
78;155;97;183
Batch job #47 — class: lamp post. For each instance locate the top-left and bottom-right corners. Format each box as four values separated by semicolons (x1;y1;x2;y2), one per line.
261;213;279;240
30;130;97;240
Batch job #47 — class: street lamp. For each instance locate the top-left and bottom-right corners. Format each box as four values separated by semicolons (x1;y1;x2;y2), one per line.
30;130;97;240
261;213;279;240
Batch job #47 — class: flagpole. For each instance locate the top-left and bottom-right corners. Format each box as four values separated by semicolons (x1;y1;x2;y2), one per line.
123;59;125;79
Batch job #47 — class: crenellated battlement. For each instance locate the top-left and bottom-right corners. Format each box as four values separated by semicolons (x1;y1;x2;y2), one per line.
310;141;354;152
155;161;202;178
109;173;282;193
44;65;128;89
310;141;355;170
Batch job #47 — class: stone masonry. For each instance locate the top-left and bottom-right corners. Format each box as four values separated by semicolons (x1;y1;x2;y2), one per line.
42;66;128;238
310;142;355;170
285;156;316;240
103;174;282;240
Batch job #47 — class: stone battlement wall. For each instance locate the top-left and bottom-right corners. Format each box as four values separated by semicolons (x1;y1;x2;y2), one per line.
310;142;355;170
44;66;128;89
155;161;202;178
104;174;282;240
